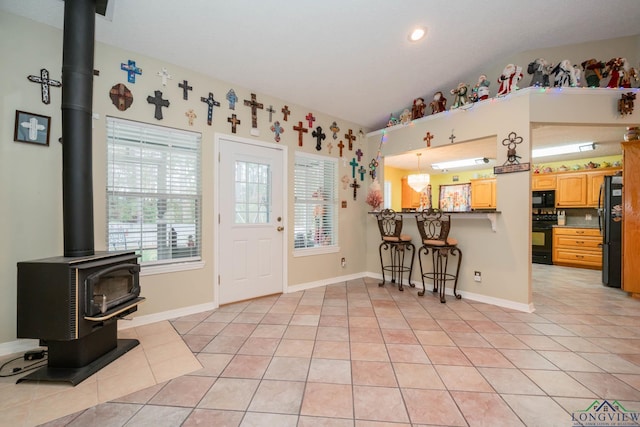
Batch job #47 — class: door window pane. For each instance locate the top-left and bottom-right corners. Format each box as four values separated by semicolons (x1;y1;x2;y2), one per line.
234;160;271;224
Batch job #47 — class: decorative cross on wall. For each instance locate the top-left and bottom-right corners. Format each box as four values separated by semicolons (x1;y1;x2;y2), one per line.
330;121;340;140
266;105;276;122
227;114;241;133
350;179;360;200
270;121;284;142
146;90;170;120
244;93;264;129
109;83;133;111
305;112;316;128
349;158;359;178
312;126;326;151
337;140;345;157
293;121;308;147
281;105;291;121
355;148;363;161
120;60;142;83
179;80;193;100
226;89;238;110
27;68;61;105
358;165;367;181
21;117;45;141
449;130;456;144
327;142;333;154
185;109;197;126
157;68;172;86
201;92;221;126
345;129;356;150
424;131;434;148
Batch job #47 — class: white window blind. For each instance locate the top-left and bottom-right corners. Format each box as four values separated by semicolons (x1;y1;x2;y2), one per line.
294;153;338;250
106;117;202;265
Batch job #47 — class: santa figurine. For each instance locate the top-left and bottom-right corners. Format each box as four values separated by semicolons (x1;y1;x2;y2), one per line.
497;64;523;96
581;58;606;87
551;59;577;87
470;74;490;102
450;82;470;109
411;97;426;120
527;58;551;87
429;91;447;114
605;57;624;88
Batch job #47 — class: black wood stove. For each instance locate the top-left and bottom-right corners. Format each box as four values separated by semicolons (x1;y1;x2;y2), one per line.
15;0;144;385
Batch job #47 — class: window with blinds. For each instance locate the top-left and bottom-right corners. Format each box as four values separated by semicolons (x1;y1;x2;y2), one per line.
106;117;202;265
293;152;338;252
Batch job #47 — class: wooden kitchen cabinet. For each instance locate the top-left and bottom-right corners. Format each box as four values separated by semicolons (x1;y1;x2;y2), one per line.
401;177;421;209
555;173;587;207
470;178;496;209
586;169;620;207
532;174;556;190
553;227;602;269
622;141;639;295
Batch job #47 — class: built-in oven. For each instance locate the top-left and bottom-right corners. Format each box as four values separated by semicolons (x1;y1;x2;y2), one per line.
532;190;555;209
532;213;556;264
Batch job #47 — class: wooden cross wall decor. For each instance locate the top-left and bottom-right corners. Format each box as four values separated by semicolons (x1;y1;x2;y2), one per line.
327;142;333;154
305;112;316;128
270;121;284;142
337;140;345;157
349;158;359;178
27;68;61;105
120;60;142;83
281;105;291;121
179;80;193;100
146;90;170;120
109;83;133;111
293;121;308;147
355;148;363;161
449;130;456;144
244;93;264;129
185;109;197;126
266;105;276;122
350;178;360;200
201;92;221;126
312;126;326;151
424;131;434;148
358;165;367;181
344;129;356;150
227;114;241;133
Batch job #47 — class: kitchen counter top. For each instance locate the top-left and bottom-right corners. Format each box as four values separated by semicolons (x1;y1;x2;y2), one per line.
369;210;500;231
552;224;599;229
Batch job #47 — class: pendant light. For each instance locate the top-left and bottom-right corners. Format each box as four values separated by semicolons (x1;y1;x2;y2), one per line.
407;153;430;193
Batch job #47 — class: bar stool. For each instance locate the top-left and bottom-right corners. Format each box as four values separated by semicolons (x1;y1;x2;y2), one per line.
415;209;462;303
375;209;415;291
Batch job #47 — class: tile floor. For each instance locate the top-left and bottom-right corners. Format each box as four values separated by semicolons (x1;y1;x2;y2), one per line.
5;264;640;426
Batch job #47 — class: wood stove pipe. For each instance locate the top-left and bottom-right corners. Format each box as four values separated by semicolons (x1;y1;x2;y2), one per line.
62;0;96;257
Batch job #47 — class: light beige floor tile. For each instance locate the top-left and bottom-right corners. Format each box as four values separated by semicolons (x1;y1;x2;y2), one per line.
350;342;389;362
434;365;493;392
385;343;430;364
264;356;311;381
313;340;351;360
182;408;244;427
220;354;271;379
353;385;409;423
522;369;597;398
401;389;466;426
393;363;445;389
501;394;572;427
451;391;525;427
352;361;396;387
308;358;352;384
248;380;305;414
198;378;259;410
477;367;545;395
300;382;353;419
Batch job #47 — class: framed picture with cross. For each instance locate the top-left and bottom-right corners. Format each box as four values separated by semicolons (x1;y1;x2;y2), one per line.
14;110;51;146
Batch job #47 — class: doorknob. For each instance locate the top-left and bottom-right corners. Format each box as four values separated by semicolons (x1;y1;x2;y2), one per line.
277;226;284;232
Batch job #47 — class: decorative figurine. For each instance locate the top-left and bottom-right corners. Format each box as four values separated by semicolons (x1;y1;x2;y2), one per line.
605;57;625;88
581;59;606;87
551;59;578;87
399;108;412;124
226;88;238;109
411;97;426;120
527;58;551;87
470;74;490;102
450;82;470;109
429;91;447;114
387;114;400;127
496;64;523;96
619;58;638;88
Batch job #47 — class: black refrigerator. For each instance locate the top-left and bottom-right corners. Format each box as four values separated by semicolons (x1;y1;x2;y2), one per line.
599;175;623;288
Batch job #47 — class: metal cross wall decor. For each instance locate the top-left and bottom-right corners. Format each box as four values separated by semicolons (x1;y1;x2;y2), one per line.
201;92;221;126
120;60;142;83
27;68;61;104
146;90;170;120
312;126;326;151
179;80;193;100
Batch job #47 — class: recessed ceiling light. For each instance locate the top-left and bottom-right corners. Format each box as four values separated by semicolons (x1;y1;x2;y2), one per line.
408;27;426;42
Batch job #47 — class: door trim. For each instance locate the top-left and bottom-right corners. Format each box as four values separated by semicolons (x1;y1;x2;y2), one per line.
213;133;288;306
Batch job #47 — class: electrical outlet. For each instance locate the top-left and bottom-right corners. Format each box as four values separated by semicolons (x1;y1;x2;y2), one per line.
474;271;482;282
341;257;346;268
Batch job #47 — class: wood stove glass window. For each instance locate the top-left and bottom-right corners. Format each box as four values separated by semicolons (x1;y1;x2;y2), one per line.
106;117;202;265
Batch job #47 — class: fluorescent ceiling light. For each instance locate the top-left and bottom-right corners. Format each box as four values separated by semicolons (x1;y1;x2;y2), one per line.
408;27;426;42
532;142;595;158
431;157;489;170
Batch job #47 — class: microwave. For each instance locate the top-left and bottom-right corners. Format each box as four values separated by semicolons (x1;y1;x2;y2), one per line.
532;190;555;208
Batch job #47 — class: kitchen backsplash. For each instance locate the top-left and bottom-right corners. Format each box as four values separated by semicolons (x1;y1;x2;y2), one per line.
562;207;600;227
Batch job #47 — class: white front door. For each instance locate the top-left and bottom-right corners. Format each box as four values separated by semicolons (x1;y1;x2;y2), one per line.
217;136;286;305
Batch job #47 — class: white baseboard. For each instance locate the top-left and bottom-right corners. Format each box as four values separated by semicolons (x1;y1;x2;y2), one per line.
117;301;218;330
286;272;367;293
0;338;41;357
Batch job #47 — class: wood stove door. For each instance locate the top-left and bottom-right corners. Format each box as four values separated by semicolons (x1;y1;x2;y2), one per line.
218;137;285;304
